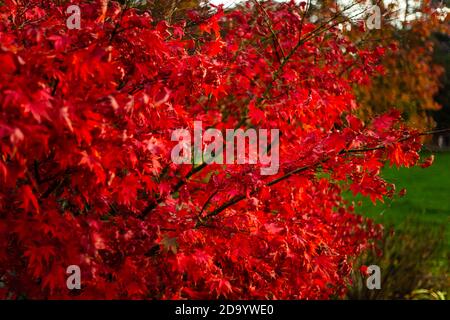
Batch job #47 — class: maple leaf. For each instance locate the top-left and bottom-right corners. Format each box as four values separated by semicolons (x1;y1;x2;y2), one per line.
199;13;221;38
160;236;178;254
264;223;283;234
48;35;69;51
248;100;265;125
20;185;39;213
116;174;140;207
79;150;106;183
24;245;55;267
41;264;65;293
204;39;225;56
420;155;435;168
211;278;233;298
389;143;405;167
359;265;369;276
0;53;16;74
60;106;74;132
0;161;7;181
372;110;401;133
23;89;53;123
0;0;429;300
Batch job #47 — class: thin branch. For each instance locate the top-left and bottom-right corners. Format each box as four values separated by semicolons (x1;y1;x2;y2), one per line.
202;128;450;222
198;189;220;217
252;0;286;61
138;162;208;219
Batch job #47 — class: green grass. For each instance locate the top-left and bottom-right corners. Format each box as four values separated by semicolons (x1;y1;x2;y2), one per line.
346;152;449;298
349;152;450;246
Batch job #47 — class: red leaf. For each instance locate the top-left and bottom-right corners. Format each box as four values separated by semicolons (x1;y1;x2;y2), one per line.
420;155;434;168
20;185;39;213
248;100;265;125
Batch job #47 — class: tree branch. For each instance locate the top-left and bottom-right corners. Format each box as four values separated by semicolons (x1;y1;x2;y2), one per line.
201;128;450;222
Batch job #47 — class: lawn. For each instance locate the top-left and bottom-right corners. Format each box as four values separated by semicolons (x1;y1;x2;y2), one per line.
345;152;449;299
350;152;450;245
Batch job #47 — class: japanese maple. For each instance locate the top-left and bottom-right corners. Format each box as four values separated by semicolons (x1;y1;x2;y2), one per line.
0;0;427;299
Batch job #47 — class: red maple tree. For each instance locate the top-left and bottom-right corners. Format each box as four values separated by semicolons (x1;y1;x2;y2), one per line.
0;1;429;299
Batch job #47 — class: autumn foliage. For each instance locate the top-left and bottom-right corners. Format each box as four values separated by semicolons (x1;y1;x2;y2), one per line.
351;0;449;130
0;0;428;299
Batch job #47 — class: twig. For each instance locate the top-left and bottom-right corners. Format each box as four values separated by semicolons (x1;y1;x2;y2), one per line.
201;128;450;222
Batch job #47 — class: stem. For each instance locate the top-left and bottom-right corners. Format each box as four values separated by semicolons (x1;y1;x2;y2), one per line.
202;128;450;221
